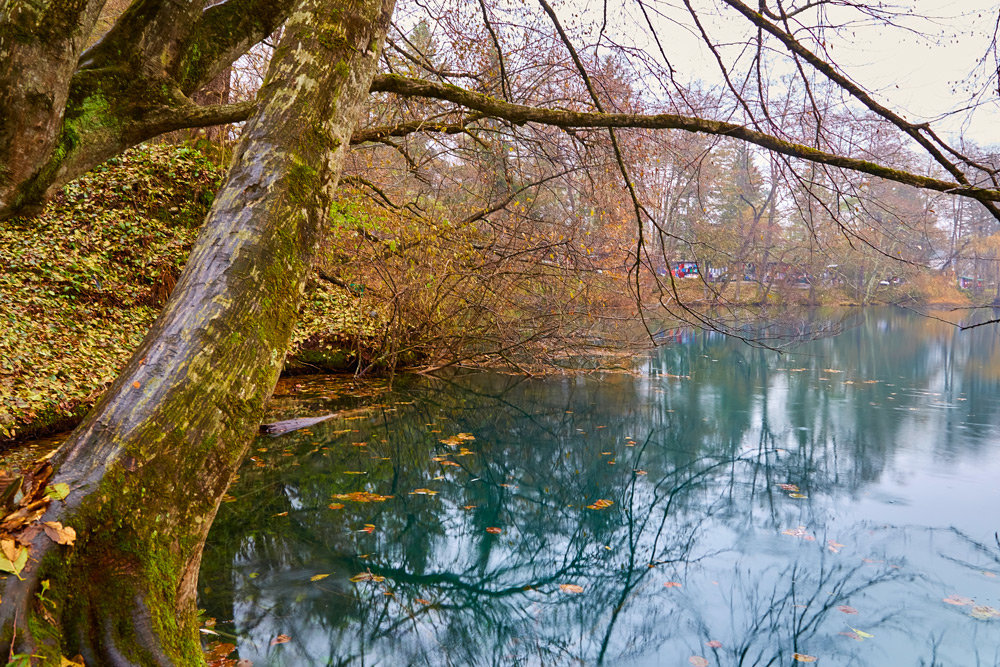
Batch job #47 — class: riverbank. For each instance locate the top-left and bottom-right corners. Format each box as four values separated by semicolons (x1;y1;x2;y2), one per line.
0;144;385;444
0;143;978;445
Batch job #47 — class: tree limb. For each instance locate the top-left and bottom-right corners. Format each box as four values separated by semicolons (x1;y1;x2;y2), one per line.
369;73;1000;204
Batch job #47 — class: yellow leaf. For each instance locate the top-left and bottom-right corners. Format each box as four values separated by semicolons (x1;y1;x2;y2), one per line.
350;572;385;583
793;654;817;662
310;574;329;582
850;627;874;638
409;488;437;496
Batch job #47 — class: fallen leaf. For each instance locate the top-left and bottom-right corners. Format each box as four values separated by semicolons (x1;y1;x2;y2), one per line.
409;488;438;496
415;598;432;605
328;503;344;510
837;605;858;614
587;499;614;510
361;524;376;533
778;484;799;492
782;526;815;541
485;527;502;534
270;634;291;646
45;483;70;501
850;627;874;639
663;581;682;588
310;574;329;582
349;572;385;583
689;657;709;667
970;605;1000;620
331;491;392;503
559;583;584;593
132;381;141;389
827;540;845;553
788;493;808;499
0;540;28;579
705;640;722;648
943;594;975;606
42;521;76;546
792;654;817;663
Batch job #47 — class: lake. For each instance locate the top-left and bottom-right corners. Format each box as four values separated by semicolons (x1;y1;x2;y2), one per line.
199;307;1000;665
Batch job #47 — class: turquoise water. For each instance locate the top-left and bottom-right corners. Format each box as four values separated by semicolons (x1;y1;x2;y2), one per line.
199;308;1000;665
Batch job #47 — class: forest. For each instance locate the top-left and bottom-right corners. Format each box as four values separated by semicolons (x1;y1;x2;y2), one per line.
2;0;1000;663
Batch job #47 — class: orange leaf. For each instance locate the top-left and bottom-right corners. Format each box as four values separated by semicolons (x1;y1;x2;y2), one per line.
663;581;682;588
793;654;817;663
485;527;502;534
559;583;584;593
132;381;141;389
689;657;709;667
705;640;722;648
270;634;291;646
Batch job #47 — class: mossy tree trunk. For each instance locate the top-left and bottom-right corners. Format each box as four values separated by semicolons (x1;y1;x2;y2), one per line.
0;0;294;219
0;0;394;662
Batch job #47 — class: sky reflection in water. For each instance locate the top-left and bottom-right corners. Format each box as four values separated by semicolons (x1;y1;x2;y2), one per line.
199;308;1000;665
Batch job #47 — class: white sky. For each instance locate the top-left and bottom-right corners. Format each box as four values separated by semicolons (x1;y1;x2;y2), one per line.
569;0;1000;146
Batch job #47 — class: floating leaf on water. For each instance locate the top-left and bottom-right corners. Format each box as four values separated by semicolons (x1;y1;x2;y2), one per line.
415;598;432;605
839;631;863;641
778;484;799;492
788;493;808;499
782;526;815;541
587;499;614;510
663;581;682;588
792;654;817;663
485;527;502;534
270;634;291;646
827;540;845;553
970;605;1000;620
331;491;393;503
689;657;709;667
837;605;858;614
349;572;385;583
328;503;344;510
343;471;366;475
705;640;722;648
310;574;329;582
943;594;974;606
559;584;584;593
361;524;375;533
984;571;997;578
850;627;874;639
409;488;438;496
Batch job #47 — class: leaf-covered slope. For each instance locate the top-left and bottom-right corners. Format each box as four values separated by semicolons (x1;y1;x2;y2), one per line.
0;144;376;442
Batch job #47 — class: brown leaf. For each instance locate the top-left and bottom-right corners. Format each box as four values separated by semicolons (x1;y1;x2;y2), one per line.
42;521;76;546
270;634;291;646
559;583;584;593
485;527;502;534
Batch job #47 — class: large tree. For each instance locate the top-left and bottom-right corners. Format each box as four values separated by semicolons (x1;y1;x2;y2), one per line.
3;0;1000;663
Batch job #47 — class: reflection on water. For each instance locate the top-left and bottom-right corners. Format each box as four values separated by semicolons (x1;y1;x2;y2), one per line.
199;308;1000;665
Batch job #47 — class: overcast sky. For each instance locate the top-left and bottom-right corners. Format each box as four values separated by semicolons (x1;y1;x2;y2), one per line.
570;0;1000;146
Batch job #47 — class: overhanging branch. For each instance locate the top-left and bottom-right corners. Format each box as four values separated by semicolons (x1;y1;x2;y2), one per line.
368;73;1000;204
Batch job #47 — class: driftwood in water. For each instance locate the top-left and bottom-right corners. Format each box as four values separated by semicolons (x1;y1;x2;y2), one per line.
259;413;340;436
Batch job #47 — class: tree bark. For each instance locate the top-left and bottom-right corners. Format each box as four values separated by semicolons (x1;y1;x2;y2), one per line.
0;0;394;663
0;0;293;219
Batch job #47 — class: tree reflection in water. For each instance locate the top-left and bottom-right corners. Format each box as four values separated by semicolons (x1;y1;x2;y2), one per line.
200;309;1000;665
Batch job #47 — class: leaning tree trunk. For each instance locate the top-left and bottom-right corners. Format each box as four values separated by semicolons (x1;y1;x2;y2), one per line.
0;0;393;662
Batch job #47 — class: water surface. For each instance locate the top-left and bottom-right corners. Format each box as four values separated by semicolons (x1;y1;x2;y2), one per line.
199;308;1000;665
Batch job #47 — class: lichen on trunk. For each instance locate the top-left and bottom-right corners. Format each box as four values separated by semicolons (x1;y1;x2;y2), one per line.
0;0;395;662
